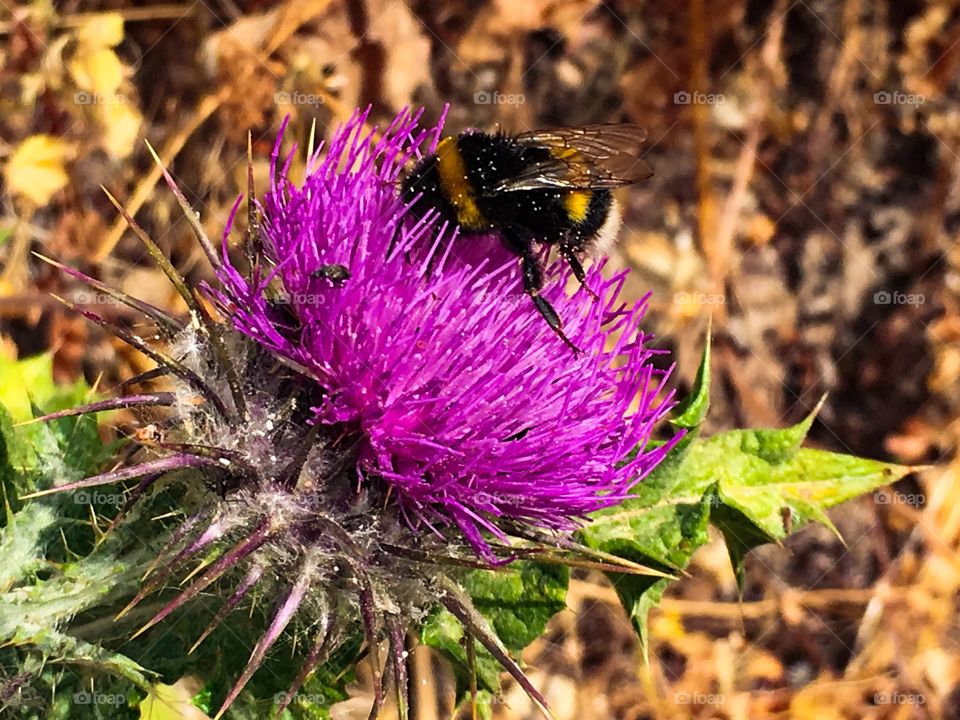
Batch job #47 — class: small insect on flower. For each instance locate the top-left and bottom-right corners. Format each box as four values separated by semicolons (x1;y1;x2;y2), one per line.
311;263;351;283
400;123;652;350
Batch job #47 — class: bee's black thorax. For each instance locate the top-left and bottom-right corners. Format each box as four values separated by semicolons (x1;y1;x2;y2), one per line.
398;122;648;350
400;131;613;253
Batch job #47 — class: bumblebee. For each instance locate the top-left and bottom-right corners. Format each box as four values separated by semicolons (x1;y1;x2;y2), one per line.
400;123;652;350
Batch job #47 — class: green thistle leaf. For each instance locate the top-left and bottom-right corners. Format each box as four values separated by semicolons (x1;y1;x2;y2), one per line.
583;396;917;655
421;562;568;699
670;329;711;430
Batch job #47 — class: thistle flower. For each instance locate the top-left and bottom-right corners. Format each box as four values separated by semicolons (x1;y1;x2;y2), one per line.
28;107;680;718
211;108;679;558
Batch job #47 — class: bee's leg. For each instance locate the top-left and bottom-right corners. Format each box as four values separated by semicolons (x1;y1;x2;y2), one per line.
506;233;580;353
559;241;600;300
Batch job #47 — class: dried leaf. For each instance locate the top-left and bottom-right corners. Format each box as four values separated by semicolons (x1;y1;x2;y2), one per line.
68;46;124;95
97;100;143;158
5;134;72;207
367;0;432;110
75;12;125;48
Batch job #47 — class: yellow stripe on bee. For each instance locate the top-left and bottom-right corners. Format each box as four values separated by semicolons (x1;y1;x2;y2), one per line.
436;137;485;229
564;190;592;223
551;146;591;205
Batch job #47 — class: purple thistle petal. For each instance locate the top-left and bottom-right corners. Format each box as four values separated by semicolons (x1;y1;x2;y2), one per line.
34;253;183;333
358;582;385;720
130;517;273;639
272;617;337;719
213;554;318;719
105;472;162;533
19;394;176;425
188;562;265;654
386;616;409;720
22;455;218;499
440;578;550;717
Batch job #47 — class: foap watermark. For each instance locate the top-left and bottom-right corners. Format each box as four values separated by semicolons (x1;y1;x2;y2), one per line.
474;90;525;106
275;91;325;107
874;489;925;507
873;290;924;306
475;290;528;308
874;91;925;107
75;290;118;306
674;291;725;307
474;491;525;507
74;490;123;506
273;691;328;707
674;90;725;106
273;292;328;307
73;90;128;106
674;692;725;705
874;692;925;706
73;691;126;706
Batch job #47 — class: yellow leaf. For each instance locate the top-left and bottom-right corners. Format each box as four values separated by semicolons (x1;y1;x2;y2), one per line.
76;13;125;48
0;354;55;423
97;101;142;159
139;680;210;720
4;134;71;206
69;46;124;96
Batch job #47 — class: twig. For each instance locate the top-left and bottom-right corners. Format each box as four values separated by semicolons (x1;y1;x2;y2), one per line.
568;579;912;621
95;90;231;262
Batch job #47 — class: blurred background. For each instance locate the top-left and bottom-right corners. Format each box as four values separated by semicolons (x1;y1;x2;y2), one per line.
2;0;959;718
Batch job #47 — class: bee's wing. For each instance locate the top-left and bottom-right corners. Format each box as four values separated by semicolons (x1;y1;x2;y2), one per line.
490;124;653;193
